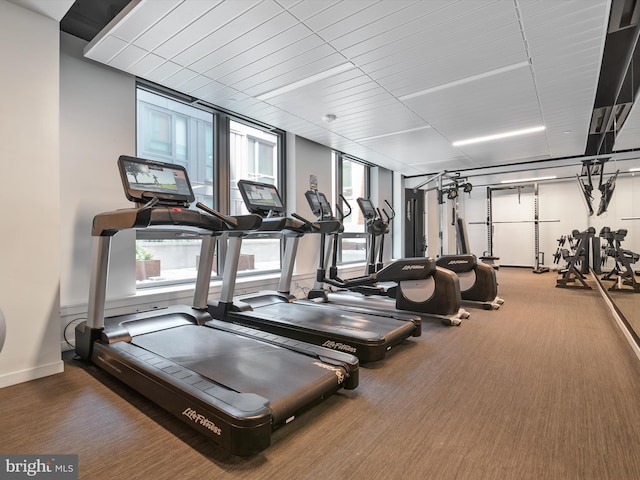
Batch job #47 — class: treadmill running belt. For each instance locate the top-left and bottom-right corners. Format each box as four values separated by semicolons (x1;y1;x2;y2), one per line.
238;302;410;340
131;325;343;421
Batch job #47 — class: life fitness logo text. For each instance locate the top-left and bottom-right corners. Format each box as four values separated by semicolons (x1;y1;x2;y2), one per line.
2;455;77;479
402;264;425;270
321;340;357;354
182;407;222;435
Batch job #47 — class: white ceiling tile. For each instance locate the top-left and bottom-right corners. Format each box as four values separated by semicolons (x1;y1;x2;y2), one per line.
109;44;148;70
343;0;500;60
84;34;128;63
286;0;342;22
134;1;221;52
329;1;449;51
171;0;284;67
152;0;261;60
128;52;165;76
213;31;324;84
145;61;182;82
109;0;180;43
403;66;543;143
82;0;613;175
198;22;313;79
163;68;199;90
186;11;299;75
179;74;213;94
303;1;382;31
276;0;302;9
235;47;342;94
318;1;410;41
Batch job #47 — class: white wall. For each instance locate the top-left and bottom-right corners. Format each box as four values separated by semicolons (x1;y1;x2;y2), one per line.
456;174;639;268
286;134;333;281
284;135;392;289
59;32;137;309
0;1;63;387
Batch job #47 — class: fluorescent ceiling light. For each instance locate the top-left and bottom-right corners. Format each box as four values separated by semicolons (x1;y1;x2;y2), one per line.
500;176;557;184
629;167;640;172
355;126;431;142
256;63;354;101
399;61;529;101
452;126;545;147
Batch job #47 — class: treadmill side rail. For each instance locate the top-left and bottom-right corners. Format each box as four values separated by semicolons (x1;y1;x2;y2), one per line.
92;341;272;457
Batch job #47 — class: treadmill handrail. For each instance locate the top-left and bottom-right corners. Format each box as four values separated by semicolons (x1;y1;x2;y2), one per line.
92;206;262;236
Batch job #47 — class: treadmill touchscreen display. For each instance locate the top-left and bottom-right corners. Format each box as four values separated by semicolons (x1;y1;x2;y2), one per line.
357;197;376;218
305;191;333;218
118;155;195;205
238;180;285;214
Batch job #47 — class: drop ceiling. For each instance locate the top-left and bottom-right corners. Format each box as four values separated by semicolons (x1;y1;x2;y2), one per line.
63;0;640;175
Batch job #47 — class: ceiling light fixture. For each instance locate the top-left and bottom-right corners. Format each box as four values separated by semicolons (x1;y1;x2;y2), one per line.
399;61;530;101
452;126;546;147
500;176;557;184
355;125;431;142
322;113;337;123
629;167;640;172
256;63;355;101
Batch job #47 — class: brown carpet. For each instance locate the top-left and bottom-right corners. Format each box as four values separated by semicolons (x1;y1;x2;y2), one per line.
1;267;640;479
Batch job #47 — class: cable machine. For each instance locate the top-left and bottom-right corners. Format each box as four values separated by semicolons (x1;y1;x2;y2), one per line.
411;171;472;257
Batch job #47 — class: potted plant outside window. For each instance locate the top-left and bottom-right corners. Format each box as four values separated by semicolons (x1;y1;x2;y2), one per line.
136;245;161;280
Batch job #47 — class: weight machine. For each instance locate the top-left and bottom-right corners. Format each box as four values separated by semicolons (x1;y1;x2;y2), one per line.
471;183;560;273
412;171;472;257
600;227;640;292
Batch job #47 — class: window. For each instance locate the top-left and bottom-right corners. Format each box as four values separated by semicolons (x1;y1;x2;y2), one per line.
229;120;278;215
135;86;284;286
334;153;369;264
229;120;282;273
136;88;215;286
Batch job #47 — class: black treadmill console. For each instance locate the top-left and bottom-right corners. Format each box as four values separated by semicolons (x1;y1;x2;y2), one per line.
305;190;333;219
237;179;285;217
118;155;195;207
356;197;376;219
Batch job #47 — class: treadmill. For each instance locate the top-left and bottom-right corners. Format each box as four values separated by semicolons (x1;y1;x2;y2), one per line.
206;180;421;363
75;156;358;457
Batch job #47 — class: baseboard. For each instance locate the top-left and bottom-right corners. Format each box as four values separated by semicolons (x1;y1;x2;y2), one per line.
0;360;64;389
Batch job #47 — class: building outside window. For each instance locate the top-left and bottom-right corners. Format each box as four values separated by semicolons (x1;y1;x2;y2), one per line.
135;88;214;286
229;120;281;273
334;153;369;264
134;87;284;287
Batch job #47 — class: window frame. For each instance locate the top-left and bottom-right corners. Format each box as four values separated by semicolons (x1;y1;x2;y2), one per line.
333;152;371;265
134;82;286;288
